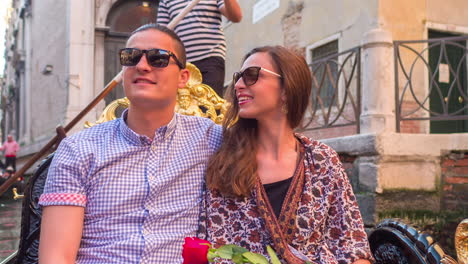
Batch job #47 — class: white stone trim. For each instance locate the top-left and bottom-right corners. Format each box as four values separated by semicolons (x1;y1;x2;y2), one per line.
425;21;468;35
305;32;341;64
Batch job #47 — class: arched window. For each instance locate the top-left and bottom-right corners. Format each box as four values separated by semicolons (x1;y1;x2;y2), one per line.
103;0;159;105
106;0;159;34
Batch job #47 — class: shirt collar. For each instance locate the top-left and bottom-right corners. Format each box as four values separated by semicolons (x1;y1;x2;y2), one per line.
119;109;178;145
163;112;178;140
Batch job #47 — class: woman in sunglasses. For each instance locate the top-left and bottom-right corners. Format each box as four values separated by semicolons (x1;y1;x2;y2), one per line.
200;46;373;264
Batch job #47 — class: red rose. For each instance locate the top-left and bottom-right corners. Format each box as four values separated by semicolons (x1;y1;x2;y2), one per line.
182;237;211;264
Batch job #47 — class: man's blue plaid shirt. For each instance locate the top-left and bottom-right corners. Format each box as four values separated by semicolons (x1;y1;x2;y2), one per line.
39;111;222;263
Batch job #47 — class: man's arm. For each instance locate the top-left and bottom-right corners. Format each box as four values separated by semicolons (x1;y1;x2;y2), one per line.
219;0;242;23
39;206;85;264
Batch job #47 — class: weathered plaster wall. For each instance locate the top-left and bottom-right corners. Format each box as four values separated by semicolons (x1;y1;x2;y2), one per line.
379;0;427;41
223;0;284;83
20;0;101;157
427;0;468;29
64;1;97;136
224;0;379;86
25;0;68;154
299;0;379;51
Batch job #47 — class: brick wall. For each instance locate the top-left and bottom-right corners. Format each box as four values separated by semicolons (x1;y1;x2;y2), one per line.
399;101;428;133
441;151;468;211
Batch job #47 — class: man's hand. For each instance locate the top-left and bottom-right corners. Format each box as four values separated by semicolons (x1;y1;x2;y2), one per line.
219;0;242;22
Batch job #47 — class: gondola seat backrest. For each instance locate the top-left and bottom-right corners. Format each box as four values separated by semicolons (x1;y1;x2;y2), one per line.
368;219;458;264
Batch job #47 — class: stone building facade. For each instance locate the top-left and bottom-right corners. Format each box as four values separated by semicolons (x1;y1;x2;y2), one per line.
2;0;467;226
2;0;157;161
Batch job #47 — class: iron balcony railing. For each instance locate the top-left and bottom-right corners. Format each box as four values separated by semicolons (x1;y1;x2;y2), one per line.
299;46;361;134
394;35;468;132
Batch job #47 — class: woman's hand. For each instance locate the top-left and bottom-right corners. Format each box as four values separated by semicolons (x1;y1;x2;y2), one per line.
352;259;371;264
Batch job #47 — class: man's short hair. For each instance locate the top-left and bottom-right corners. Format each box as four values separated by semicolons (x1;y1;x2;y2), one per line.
130;23;187;68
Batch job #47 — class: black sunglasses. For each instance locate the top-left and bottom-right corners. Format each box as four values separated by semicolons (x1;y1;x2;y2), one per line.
119;48;185;69
233;66;282;86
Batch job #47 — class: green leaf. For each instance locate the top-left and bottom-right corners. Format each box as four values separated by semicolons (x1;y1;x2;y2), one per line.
266;246;281;264
215;244;249;259
216;245;234;259
242;252;269;264
230;245;249;254
231;253;245;264
207;250;218;262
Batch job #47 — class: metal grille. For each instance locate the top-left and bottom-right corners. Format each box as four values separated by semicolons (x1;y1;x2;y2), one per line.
299;47;361;134
311;40;339;107
394;35;468;132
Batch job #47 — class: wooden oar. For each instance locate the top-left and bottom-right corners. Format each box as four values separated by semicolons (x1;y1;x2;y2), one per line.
167;0;202;30
0;71;123;196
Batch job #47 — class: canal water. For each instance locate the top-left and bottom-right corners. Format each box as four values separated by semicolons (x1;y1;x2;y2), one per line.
0;196;22;261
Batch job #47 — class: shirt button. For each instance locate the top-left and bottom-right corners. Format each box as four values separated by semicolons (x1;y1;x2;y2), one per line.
151;145;156;151
143;229;149;235
148;175;154;181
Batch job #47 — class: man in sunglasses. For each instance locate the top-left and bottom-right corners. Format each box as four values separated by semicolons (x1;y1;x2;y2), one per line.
38;24;222;264
157;0;242;97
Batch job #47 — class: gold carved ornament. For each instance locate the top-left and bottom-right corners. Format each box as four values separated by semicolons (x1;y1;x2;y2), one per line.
85;63;228;128
12;188;24;200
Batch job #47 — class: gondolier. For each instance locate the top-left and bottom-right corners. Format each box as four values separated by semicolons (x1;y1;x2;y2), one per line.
157;0;242;97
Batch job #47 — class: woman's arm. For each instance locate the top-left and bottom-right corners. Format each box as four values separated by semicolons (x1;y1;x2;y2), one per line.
322;148;374;263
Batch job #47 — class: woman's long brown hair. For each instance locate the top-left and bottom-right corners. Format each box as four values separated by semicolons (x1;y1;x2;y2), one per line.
206;46;312;197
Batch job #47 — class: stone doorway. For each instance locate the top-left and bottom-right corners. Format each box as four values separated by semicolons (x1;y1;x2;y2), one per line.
428;30;468;133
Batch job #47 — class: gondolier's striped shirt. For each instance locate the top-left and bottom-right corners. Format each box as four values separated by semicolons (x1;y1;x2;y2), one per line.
157;0;226;62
